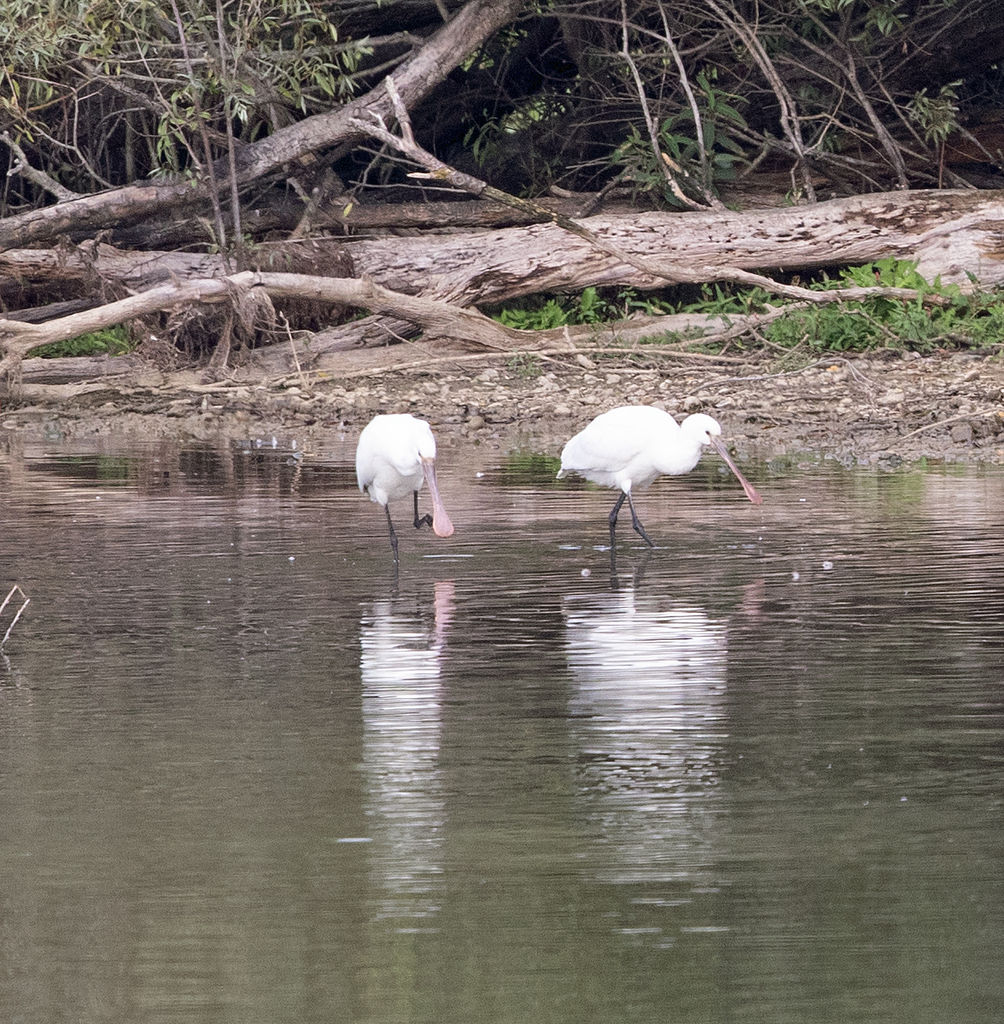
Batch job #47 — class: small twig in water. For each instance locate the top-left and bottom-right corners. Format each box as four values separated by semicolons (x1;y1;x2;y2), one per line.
1;584;30;647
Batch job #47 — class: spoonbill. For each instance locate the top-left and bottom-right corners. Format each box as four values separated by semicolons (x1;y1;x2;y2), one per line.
356;414;455;561
557;406;762;547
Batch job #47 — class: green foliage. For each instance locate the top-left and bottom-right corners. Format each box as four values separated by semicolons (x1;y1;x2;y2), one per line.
678;283;772;316
497;297;571;331
907;81;963;146
32;325;135;359
863;2;906;37
494;287;674;330
838;257;934;289
610;67;749;206
0;0;370;184
799;0;905;39
763;260;997;353
492;263;1004;357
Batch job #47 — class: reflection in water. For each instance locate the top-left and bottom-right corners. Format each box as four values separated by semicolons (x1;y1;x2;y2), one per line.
565;570;729;886
2;441;1002;1024
359;580;455;924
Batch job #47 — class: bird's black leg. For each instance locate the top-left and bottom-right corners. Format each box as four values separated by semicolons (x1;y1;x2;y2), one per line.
608;492;628;549
384;504;400;562
626;493;655;548
413;490;433;530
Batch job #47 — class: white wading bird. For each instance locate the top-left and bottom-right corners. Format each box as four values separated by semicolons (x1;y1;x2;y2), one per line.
356;414;455;561
557;406;763;548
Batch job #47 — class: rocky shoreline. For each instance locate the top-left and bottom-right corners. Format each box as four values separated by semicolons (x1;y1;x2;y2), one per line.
3;349;1003;465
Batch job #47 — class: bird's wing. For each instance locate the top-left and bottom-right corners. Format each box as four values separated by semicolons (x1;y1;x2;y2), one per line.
561;414;649;474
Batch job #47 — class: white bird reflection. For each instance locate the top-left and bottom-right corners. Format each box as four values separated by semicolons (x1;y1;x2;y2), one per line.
564;576;729;885
359;580;455;923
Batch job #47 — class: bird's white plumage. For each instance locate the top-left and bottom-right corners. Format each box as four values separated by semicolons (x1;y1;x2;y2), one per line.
356;413;437;506
558;407;723;493
557;405;761;546
355;414;454;557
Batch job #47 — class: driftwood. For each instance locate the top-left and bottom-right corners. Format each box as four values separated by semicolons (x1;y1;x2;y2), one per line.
2;187;1002;382
106;195;654;251
4;189;1000;304
343;188;1004;301
0;272;524;379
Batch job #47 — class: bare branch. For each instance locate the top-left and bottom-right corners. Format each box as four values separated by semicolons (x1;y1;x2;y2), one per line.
0;269;532;379
703;0;817;201
617;0;717;210
350;83;990;308
2;132;80;202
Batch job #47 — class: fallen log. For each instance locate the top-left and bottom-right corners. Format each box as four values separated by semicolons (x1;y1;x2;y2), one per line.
342;188;1004;301
3;191;1001;312
0;271;530;381
3;189;1001;385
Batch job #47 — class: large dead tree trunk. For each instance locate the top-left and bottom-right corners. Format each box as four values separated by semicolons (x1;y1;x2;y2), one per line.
3;188;1001;384
0;0;528;252
343;188;1004;301
3;189;1001;303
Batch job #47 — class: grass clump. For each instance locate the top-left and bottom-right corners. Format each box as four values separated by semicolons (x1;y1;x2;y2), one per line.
492;261;1004;356
493;287;672;330
32;325;136;359
763;259;981;353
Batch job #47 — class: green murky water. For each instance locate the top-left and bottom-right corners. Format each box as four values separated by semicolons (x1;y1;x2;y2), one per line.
1;435;1000;1023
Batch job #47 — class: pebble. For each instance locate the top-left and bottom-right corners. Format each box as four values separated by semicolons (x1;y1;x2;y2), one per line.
878;388;905;406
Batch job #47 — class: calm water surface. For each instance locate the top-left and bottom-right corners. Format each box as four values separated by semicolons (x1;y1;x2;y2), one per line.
1;433;1001;1023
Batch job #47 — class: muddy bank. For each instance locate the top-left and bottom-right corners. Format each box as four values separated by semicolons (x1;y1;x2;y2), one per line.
3;348;1003;465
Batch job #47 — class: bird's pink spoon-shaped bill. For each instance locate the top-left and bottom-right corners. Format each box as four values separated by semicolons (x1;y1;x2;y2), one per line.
421;457;455;536
710;438;763;505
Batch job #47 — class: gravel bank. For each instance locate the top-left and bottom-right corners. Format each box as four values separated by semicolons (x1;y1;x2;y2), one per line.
4;349;1003;464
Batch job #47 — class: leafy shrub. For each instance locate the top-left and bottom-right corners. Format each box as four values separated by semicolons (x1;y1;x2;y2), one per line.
763;259;990;353
495;287;673;330
493;262;1004;355
32;326;136;359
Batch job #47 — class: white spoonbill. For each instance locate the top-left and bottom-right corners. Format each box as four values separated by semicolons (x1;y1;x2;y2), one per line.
356;414;455;561
557;406;762;547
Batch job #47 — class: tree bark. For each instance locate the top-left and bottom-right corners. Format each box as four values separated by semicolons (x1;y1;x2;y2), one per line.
342;189;1004;301
4;189;1001;305
5;188;1000;382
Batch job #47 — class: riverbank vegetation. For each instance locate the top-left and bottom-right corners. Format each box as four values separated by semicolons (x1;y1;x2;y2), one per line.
2;0;1002;390
493;260;1004;358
